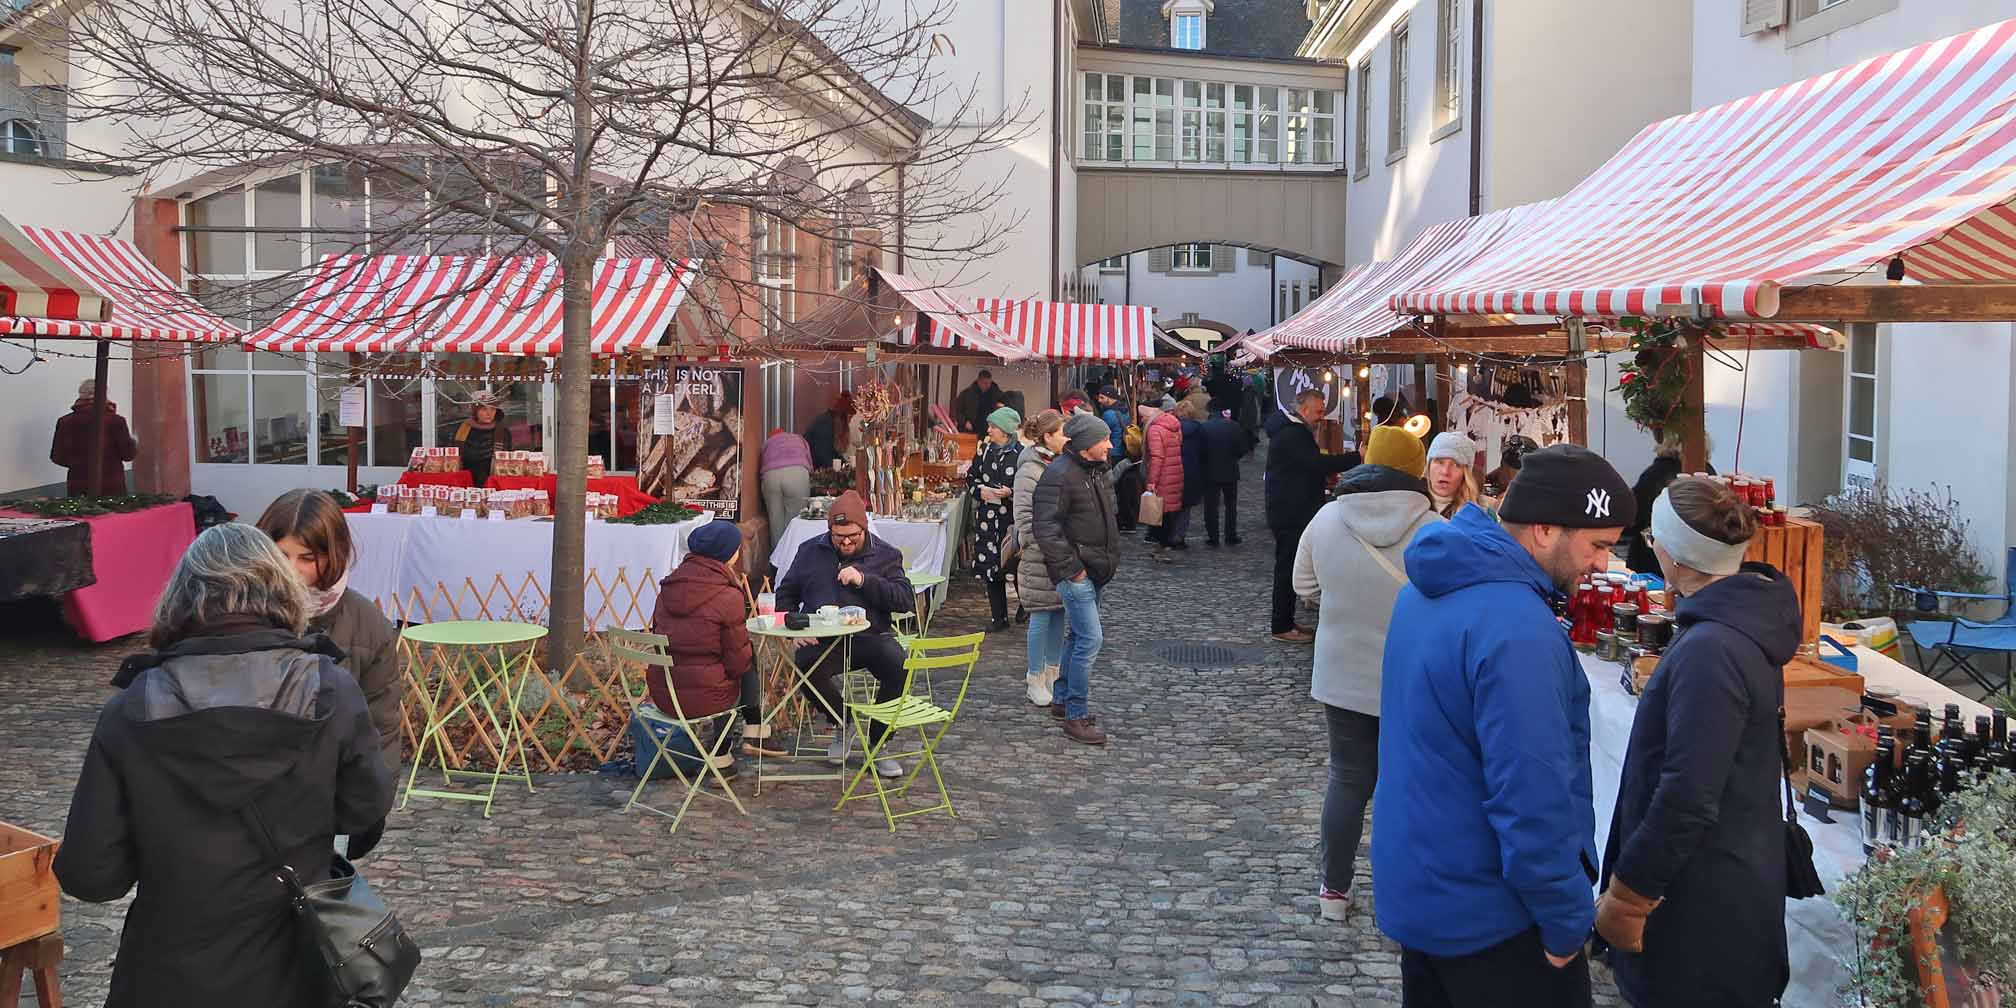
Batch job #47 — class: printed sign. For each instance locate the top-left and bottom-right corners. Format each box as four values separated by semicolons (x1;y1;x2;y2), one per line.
338;385;366;428
650;366;743;523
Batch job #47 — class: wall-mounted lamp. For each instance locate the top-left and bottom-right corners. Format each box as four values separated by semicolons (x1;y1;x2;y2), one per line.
1403;414;1432;437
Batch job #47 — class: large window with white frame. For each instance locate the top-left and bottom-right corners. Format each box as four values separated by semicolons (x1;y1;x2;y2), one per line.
1172;243;1213;271
1845;323;1879;487
1435;0;1462;134
1354;61;1371;178
1083;72;1341;167
178;161;667;475
1389;20;1410;160
755;212;797;340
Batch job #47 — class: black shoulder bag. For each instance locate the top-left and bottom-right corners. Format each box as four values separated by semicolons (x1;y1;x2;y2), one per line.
244;806;421;1007
1777;706;1827;900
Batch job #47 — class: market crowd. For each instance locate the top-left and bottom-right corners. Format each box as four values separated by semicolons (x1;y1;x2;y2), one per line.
42;361;1796;1008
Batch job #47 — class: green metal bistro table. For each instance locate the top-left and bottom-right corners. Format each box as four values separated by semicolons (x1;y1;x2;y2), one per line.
747;618;865;795
399;620;547;817
906;572;949;638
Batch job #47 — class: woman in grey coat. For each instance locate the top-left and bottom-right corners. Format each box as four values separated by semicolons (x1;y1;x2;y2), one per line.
1013;410;1068;707
1291;464;1443;922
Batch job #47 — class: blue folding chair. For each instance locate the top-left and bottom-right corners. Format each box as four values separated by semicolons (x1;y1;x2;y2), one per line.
1897;546;2016;695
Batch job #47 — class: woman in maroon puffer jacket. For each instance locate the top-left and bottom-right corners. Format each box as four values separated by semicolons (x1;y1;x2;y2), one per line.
649;521;776;759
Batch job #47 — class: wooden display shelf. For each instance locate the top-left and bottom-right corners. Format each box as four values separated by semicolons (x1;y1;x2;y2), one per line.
1747;516;1823;644
0;822;58;956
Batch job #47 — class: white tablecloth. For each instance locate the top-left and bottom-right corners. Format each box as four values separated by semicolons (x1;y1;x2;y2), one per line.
346;510;712;629
1585;644;1976;1006
769;514;953;584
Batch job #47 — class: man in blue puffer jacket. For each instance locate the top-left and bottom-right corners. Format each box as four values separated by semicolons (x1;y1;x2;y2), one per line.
1372;444;1635;1008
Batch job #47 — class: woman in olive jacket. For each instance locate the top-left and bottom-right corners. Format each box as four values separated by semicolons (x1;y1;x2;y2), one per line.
1013;411;1068;706
258;489;405;772
1596;477;1796;1007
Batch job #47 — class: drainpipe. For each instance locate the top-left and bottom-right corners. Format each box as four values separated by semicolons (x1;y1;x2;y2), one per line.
1467;0;1485;217
1050;0;1063;299
1269;254;1279;325
896;161;907;271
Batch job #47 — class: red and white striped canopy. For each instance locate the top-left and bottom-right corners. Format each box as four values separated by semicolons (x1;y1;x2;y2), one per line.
1393;18;2016;320
872;268;1033;361
0;226;235;340
250;255;698;355
970;299;1156;361
1267;203;1549;354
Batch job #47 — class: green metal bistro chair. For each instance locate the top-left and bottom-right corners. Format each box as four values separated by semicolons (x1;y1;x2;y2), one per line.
836;632;984;832
606;628;747;833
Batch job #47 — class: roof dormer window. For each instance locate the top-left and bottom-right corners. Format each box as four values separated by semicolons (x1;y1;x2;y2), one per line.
1163;0;1211;50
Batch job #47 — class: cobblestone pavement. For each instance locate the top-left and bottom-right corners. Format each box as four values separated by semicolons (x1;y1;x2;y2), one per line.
0;452;1620;1006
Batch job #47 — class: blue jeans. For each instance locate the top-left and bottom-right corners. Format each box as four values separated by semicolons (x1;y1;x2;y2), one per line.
1027;608;1066;679
1055;576;1103;719
1323;704;1380;894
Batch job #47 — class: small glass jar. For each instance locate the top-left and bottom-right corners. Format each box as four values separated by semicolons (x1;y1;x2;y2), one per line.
1612;603;1640;643
1596;630;1619;662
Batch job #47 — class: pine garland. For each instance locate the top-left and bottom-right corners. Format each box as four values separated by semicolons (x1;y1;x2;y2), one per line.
11;494;176;517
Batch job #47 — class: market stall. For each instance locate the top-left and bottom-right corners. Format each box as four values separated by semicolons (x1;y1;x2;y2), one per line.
0;219;234;638
1584;643;1989;1006
768;506;966;589
345;508;713;629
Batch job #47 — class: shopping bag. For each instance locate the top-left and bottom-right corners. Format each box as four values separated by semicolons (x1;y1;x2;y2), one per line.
1138;491;1164;526
627;711;703;781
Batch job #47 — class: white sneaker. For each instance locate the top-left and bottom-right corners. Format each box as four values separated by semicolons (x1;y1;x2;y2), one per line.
1042;663;1061;693
875;758;904;779
1319;887;1350;922
1025;674;1054;707
825;725;852;766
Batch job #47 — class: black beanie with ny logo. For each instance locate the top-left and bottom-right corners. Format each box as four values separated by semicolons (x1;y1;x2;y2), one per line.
1497;444;1636;529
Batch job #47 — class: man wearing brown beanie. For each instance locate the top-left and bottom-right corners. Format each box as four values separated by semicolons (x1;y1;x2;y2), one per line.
775;490;915;778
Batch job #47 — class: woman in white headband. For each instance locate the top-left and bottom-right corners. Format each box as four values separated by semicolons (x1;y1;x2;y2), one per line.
1593;475;1800;1007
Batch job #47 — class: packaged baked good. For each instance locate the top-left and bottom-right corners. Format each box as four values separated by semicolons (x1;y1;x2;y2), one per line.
532;490;551;517
586;455;605;479
407;447;426;472
525;452;547;477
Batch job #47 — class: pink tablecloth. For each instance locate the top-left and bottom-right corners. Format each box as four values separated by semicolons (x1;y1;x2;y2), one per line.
56;503;196;642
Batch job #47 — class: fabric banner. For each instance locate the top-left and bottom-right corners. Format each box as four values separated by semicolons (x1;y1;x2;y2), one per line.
648;365;743;523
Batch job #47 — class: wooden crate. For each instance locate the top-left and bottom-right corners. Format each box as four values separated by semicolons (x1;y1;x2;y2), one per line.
0;823;59;952
1747;516;1824;644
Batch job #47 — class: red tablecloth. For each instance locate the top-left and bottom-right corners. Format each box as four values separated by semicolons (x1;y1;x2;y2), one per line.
0;503;197;642
396;470;475;488
484;474;659;517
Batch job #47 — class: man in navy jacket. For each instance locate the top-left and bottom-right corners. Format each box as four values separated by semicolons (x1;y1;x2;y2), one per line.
1371;445;1634;1008
776;491;914;776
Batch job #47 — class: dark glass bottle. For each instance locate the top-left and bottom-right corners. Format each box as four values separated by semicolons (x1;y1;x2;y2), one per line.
1972;715;1993;763
1973;753;1995;789
1894;755;1938;849
1905;711;1936;767
1861;740;1896;856
1990;711;2016;771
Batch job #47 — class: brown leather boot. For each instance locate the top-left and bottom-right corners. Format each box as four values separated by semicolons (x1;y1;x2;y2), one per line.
1063;717;1108;745
1049;702;1066;720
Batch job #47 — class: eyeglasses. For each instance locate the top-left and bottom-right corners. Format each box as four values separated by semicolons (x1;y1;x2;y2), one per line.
1640;531;1657;547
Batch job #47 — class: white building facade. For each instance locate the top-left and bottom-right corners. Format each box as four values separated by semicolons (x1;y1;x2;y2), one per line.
1082;245;1322;337
1691;0;2016;574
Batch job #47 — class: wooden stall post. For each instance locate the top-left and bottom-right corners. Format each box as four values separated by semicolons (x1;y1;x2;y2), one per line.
88;340;110;496
1681;339;1708;472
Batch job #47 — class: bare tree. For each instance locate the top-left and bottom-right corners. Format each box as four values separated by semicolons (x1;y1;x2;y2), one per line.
53;0;1026;668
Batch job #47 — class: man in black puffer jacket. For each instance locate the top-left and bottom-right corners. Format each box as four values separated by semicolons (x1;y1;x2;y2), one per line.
1032;413;1121;746
1265;390;1361;642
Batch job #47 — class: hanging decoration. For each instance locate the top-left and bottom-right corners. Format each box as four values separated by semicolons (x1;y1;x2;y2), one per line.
1614;316;1694;436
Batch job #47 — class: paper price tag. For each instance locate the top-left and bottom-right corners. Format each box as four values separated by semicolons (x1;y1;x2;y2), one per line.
459;509;478;520
421;506;438;517
487;511;506;521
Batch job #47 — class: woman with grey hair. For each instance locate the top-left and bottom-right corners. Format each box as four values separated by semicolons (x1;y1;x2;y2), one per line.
53;522;395;1007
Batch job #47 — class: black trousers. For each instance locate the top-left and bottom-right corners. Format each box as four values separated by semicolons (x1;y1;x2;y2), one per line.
794;633;907;744
1400;929;1592;1008
985;578;1009;621
1271;521;1305;634
1116;468;1145;529
1203;481;1239;542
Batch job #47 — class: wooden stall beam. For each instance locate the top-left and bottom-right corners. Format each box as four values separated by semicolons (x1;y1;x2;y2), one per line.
1681;340;1708;473
1771;283;2016;322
